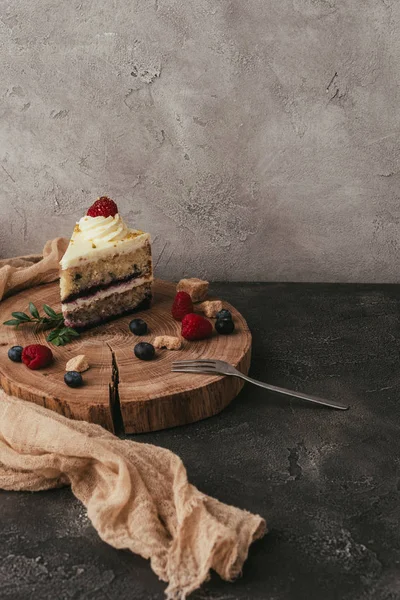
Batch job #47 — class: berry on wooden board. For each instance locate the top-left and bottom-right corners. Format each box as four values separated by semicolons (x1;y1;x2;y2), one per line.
21;345;53;370
64;371;84;388
172;292;193;321
181;313;213;341
129;318;148;335
216;308;232;321
215;318;235;335
8;346;23;362
87;197;118;218
134;342;155;361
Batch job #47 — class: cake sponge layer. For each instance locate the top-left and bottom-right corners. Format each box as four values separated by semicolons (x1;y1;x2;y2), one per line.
62;282;152;329
60;242;152;302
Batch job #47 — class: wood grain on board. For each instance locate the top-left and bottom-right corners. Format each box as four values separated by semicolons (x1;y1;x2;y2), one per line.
0;280;251;433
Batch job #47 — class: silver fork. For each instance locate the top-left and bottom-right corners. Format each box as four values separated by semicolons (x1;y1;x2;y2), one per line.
172;359;349;411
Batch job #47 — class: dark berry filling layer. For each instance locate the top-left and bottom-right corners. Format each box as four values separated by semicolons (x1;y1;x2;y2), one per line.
62;268;148;303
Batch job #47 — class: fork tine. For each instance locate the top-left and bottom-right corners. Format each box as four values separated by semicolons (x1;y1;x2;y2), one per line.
172;363;217;370
172;367;218;374
172;358;216;362
172;363;217;369
172;359;217;366
172;366;216;371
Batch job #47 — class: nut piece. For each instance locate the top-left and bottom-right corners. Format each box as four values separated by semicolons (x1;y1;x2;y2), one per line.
197;300;223;318
177;278;209;303
153;335;182;350
65;355;90;373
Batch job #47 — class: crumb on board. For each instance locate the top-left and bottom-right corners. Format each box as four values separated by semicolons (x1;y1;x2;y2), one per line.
197;300;223;318
177;278;209;302
65;355;90;372
153;335;182;350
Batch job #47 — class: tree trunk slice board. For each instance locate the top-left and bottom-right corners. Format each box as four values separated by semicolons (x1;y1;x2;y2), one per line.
0;280;251;434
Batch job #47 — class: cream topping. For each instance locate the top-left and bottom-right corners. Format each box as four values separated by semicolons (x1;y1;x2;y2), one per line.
78;214;129;244
60;212;150;270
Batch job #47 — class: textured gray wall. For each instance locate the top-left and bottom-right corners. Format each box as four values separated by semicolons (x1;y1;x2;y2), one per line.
0;0;399;282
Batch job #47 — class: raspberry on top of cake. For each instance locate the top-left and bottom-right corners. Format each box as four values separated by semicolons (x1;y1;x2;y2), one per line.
60;197;153;329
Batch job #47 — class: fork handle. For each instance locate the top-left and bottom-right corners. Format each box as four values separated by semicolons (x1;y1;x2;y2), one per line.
235;373;349;411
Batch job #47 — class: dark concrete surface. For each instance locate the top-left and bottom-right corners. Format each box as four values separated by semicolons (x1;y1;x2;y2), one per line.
1;283;400;600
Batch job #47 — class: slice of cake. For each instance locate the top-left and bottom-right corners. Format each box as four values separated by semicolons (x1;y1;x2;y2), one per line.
60;197;153;329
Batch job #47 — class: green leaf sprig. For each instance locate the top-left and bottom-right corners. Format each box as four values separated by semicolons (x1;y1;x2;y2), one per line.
3;302;80;346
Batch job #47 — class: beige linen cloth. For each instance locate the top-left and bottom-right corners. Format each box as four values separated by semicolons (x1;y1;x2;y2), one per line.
0;239;266;599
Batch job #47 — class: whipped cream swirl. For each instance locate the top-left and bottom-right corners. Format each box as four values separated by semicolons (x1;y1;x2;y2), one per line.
78;213;129;244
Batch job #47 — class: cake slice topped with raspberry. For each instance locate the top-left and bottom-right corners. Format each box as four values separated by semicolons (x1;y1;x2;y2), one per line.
60;196;153;329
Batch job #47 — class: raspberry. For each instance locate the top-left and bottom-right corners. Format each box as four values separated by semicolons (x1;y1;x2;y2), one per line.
181;313;212;341
172;291;193;321
22;344;53;370
87;197;118;218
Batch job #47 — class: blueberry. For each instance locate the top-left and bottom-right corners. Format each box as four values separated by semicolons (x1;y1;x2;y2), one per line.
64;371;83;388
134;342;155;361
8;345;23;362
129;318;148;335
215;318;235;335
216;309;232;321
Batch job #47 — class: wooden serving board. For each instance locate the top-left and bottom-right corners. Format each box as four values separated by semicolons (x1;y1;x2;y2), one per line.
0;280;251;434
